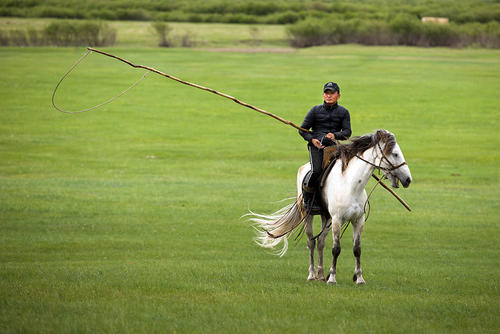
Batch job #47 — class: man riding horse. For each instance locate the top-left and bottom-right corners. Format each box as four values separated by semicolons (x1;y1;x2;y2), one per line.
299;82;351;212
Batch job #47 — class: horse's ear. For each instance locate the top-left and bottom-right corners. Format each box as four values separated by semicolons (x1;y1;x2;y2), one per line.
373;129;384;145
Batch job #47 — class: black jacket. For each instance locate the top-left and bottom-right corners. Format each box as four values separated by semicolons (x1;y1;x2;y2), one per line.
299;102;351;144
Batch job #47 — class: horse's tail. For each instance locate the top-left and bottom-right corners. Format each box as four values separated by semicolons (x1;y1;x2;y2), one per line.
247;196;308;257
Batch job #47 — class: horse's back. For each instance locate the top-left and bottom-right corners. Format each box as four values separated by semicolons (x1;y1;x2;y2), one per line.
297;163;310;196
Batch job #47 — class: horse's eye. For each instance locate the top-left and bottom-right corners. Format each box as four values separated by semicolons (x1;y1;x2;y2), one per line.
393;153;399;158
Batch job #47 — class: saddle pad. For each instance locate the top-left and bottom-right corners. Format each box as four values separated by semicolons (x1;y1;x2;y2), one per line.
320;146;338;188
322;146;338;170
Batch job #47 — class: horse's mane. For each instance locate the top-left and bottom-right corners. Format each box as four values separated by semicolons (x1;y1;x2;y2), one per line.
336;129;396;171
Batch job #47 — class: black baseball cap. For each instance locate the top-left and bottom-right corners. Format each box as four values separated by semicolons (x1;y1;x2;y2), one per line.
323;82;340;93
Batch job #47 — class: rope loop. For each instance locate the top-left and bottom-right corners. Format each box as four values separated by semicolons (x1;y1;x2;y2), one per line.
52;49;149;114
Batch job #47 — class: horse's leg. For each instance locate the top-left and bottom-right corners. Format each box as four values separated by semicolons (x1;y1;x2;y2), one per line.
352;215;366;284
316;215;330;281
304;215;316;281
327;217;341;284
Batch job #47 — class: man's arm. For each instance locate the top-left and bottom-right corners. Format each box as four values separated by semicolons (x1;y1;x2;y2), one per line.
299;107;315;143
333;109;351;140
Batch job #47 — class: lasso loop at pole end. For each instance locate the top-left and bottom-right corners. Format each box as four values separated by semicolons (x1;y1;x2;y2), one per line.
51;48;148;114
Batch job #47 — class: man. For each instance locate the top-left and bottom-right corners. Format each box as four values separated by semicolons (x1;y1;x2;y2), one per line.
299;82;352;212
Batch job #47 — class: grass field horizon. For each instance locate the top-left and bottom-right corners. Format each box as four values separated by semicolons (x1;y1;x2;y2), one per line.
1;42;499;333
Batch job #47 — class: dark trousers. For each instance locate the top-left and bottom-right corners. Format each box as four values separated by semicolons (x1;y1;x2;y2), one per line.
304;144;324;190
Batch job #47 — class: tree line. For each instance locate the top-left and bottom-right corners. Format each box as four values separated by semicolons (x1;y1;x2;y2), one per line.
0;0;499;48
1;0;499;25
287;15;500;48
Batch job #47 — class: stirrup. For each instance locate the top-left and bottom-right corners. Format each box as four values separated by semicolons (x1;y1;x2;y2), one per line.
302;190;322;214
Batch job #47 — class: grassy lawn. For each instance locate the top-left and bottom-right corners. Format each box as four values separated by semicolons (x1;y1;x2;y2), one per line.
0;43;499;333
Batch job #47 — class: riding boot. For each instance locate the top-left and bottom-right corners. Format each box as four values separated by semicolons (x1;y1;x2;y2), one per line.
302;188;322;213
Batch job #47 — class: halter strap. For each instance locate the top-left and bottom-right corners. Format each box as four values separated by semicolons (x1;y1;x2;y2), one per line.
354;140;407;172
354;154;407;172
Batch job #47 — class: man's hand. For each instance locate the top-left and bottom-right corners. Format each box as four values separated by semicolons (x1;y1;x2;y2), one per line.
325;133;335;140
311;138;324;149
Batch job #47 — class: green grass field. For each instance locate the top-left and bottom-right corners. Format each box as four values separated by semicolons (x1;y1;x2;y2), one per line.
1;42;499;333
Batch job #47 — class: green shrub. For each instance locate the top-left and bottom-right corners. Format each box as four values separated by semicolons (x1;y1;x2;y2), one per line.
180;31;196;47
355;20;393;45
27;28;43;46
421;22;459;46
44;21;116;46
115;9;150;21
0;30;8;46
90;9;117;21
152;21;172;47
333;18;361;44
0;7;15;17
31;6;84;19
239;1;280;16
273;11;301;24
286;15;496;48
9;29;29;46
286;17;331;47
222;13;258;24
390;14;423;45
462;21;500;48
44;21;76;46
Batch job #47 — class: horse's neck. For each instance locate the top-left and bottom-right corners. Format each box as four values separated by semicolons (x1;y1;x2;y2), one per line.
342;146;379;192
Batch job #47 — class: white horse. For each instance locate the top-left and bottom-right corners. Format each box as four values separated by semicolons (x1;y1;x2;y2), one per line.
250;130;412;284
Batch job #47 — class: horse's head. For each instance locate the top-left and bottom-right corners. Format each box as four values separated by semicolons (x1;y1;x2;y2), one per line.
376;130;412;189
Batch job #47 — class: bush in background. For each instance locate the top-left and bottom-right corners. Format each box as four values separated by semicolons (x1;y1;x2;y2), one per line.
459;21;500;48
287;14;500;48
44;21;116;46
389;14;423;46
286;17;330;47
420;22;460;47
152;21;172;47
0;21;116;47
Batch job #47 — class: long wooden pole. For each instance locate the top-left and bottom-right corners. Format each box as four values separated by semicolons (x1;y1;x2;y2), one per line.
86;47;411;212
87;47;310;133
371;174;412;211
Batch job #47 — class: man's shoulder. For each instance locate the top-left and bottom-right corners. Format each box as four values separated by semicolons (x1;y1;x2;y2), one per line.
309;104;325;113
337;104;349;113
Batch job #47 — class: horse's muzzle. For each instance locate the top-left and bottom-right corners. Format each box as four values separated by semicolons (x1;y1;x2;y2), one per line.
401;176;412;188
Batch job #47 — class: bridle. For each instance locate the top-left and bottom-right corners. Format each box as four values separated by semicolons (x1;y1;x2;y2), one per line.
354;140;408;229
355;141;407;174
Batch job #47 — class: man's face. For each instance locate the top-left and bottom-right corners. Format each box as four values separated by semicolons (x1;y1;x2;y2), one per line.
323;90;340;105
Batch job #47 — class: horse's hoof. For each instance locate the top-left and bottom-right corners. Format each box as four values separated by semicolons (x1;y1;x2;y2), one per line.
307;274;316;281
316;275;326;282
355;277;366;285
327;275;337;284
